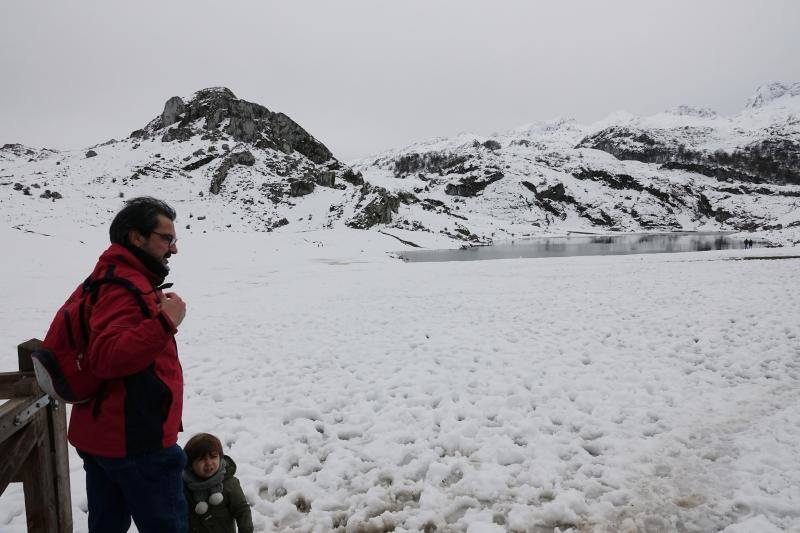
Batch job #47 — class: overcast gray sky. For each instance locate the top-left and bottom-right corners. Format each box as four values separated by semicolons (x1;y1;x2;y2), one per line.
1;1;799;161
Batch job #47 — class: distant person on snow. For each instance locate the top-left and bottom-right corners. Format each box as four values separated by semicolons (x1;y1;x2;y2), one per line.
182;433;254;533
68;197;188;533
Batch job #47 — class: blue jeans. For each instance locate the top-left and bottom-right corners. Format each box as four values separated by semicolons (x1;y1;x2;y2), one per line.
78;444;188;533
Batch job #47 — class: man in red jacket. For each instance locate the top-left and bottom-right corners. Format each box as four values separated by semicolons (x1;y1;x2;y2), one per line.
69;197;188;533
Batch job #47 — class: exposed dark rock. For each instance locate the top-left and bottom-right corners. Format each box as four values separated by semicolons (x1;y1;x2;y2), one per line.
696;193;715;218
572;168;675;205
482;140;501;151
572;168;643;191
530;183;578;219
161;127;194;142
397;191;419;204
147;88;334;164
209;151;256;194
394;152;471;178
537;183;575;202
39;189;62;200
580;125;800;186
230;150;255;166
445;171;504;197
182;155;217;171
347;186;401;229
313;170;335;188
660;161;761;183
161;97;186;128
695;193;734;223
340;168;365;186
85;150;98;158
575;206;614;226
577;126;674;164
290;180;315;197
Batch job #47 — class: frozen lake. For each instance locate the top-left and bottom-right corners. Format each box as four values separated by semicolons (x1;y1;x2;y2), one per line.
400;231;758;263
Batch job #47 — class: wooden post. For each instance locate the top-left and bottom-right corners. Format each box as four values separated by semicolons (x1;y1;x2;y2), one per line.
17;339;40;372
0;339;72;533
21;412;59;531
47;396;72;532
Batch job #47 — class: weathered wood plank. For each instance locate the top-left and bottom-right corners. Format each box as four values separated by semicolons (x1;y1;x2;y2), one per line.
17;339;42;372
0;395;47;444
22;412;59;532
0;423;36;494
47;399;73;532
0;372;38;399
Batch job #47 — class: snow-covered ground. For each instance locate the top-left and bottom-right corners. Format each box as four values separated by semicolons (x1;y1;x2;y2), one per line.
1;224;799;532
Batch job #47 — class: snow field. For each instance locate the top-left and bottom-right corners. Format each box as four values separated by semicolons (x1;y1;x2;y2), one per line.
0;227;799;532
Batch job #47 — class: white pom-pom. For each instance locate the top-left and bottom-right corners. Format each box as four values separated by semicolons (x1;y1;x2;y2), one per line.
209;492;224;506
194;501;208;515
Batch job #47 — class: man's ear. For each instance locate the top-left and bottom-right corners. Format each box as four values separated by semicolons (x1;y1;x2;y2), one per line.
128;229;145;247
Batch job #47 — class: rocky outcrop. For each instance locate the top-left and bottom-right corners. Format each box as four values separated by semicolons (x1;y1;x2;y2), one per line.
579;126;800;186
444;171;504;197
209;150;256;194
393;152;471;178
347;186;401;229
341;169;365;186
182;154;217;171
572;168;674;204
161;96;186;128
146;88;333;164
576;126;675;164
290;180;315;197
229;150;255;166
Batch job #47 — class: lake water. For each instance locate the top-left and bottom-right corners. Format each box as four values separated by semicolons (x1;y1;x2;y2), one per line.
399;231;757;263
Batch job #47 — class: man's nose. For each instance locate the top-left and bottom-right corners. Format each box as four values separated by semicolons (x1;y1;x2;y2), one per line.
170;242;178;254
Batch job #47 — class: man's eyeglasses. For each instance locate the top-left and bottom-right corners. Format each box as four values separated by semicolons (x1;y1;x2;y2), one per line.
151;231;178;246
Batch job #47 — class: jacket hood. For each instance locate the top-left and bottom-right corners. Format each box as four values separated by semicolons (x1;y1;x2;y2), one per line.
223;455;237;479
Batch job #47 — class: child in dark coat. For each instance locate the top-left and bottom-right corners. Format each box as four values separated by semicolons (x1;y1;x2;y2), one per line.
183;433;254;533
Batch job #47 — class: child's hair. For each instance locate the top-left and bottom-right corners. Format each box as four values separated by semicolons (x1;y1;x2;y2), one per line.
184;433;223;464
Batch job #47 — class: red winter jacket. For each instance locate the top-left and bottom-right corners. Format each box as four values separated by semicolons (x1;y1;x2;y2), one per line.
68;244;183;458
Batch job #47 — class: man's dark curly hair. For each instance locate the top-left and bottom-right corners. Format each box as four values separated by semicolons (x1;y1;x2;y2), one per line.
109;197;176;245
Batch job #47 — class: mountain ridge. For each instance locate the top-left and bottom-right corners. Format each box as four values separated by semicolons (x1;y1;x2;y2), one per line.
2;83;799;247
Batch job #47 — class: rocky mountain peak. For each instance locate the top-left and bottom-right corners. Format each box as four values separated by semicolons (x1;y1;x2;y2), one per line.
745;81;800;109
132;87;334;164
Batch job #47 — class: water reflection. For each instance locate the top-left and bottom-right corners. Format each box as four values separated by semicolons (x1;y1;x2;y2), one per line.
400;232;757;263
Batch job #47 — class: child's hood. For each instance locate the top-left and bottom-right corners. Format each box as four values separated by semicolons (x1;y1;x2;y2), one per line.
222;454;237;479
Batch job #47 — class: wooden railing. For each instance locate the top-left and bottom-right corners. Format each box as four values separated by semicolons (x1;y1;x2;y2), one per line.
0;339;72;533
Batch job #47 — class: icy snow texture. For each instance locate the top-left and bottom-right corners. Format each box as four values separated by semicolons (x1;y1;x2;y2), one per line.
0;224;798;532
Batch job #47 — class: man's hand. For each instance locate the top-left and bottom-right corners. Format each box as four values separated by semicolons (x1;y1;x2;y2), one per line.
159;292;186;327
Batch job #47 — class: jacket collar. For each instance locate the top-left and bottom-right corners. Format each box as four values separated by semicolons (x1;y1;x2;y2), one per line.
99;243;168;286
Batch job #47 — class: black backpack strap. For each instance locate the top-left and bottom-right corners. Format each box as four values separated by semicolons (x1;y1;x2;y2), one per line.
82;265;157;419
87;265;152;319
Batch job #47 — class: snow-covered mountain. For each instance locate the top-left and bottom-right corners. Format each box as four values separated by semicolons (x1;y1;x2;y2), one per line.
2;83;799;246
353;82;800;246
0;87;368;235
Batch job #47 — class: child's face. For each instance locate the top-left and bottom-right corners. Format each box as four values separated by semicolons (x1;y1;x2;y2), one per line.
192;452;221;479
